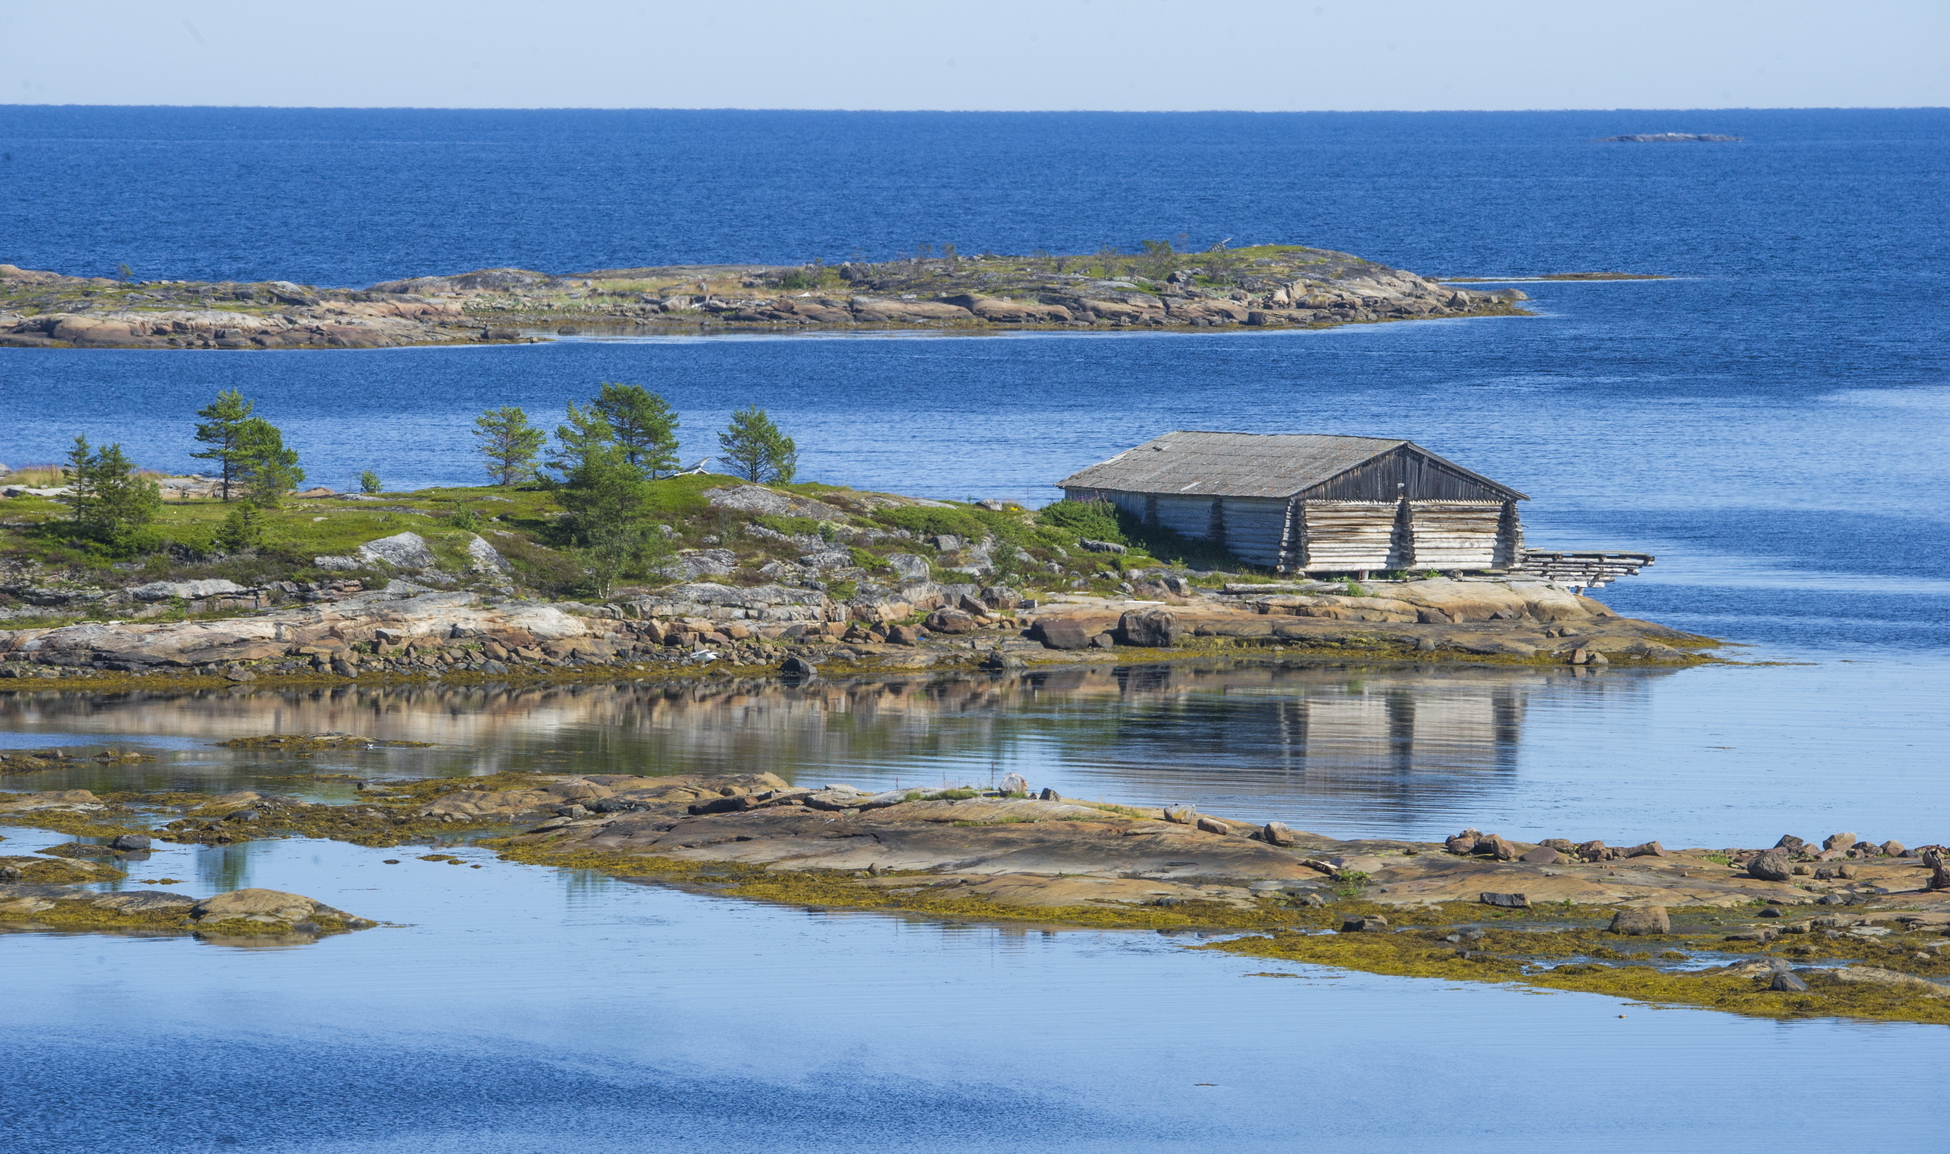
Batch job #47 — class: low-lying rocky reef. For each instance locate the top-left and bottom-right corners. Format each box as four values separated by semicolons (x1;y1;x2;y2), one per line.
6;771;1943;1020
0;882;374;944
0;245;1529;350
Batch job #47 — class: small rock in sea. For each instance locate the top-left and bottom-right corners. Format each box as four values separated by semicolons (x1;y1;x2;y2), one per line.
780;655;818;678
1339;915;1389;933
1608;906;1671;936
109;833;152;852
1771;971;1810;992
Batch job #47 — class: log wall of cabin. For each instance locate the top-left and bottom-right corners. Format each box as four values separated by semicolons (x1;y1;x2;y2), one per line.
1298;502;1400;571
1404;501;1505;568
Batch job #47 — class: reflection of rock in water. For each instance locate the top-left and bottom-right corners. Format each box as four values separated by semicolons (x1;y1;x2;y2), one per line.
0;663;1674;814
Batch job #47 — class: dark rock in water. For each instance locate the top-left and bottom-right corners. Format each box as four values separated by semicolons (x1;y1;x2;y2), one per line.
1479;891;1530;909
108;834;152;852
1771;970;1810;992
780;655;818;677
1609;906;1670;935
1775;834;1806;851
1747;849;1794;881
1339;915;1389;933
1596;133;1741;143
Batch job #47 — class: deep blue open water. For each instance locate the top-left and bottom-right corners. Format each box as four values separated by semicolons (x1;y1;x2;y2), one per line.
2;107;1948;1148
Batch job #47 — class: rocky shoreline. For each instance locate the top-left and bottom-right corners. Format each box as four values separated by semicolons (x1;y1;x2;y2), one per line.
0;245;1529;350
0;567;1711;692
4;770;1944;1022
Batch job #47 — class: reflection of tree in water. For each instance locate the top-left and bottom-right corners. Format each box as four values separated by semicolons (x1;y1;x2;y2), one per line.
196;841;256;893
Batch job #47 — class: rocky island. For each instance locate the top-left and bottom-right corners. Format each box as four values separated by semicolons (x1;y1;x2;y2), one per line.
0;244;1529;350
0;471;1706;690
3;771;1943;1022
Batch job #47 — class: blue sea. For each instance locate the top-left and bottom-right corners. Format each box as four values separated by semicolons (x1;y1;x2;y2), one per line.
2;107;1948;1149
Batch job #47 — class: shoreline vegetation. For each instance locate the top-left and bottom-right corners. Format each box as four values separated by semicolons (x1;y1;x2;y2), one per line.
0;242;1532;350
4;770;1945;1023
1;385;1710;691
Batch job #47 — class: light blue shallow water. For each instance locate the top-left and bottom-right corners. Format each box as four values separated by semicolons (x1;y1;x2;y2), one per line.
5;830;1941;1152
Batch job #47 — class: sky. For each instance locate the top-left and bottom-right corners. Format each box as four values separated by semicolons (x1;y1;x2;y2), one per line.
0;0;1945;111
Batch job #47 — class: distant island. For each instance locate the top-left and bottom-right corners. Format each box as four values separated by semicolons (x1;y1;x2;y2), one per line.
1596;133;1741;143
0;244;1531;351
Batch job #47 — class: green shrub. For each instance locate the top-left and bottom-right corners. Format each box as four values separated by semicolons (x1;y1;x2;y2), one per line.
755;514;822;537
875;505;986;540
446;507;483;532
848;547;888;570
1037;498;1124;544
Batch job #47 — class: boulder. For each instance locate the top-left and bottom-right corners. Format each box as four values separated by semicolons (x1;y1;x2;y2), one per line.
91;891;197;914
1162;805;1198;825
980;585;1021;611
129;578;249;602
704;484;847;522
108;833;152;852
1263;821;1297;847
1880;840;1906;857
1774;835;1806;852
1028;617;1092;650
1609;906;1670;935
358;532;438;571
1823;831;1857;851
1518;847;1562;865
1747;850;1795;882
885;553;932;582
465;534;513;574
191;888;358;926
1195;816;1234;837
780;655;817;677
1479;892;1530;909
925;608;977;634
886;624;923;646
1623;841;1668;858
1770;971;1809;992
1117;608;1180;648
1339;915;1390;933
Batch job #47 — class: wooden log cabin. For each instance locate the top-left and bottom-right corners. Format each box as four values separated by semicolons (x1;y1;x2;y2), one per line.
1057;431;1528;576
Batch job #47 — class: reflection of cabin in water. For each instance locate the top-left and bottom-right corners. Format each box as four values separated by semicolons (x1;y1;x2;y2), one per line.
1058;431;1529;576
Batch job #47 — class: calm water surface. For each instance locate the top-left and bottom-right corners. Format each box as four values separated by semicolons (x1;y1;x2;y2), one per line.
2;108;1946;1147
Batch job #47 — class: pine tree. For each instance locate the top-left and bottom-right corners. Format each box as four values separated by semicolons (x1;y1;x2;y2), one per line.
190;389;256;502
717;406;797;484
546;401;616;481
233;418;304;508
59;436;162;545
473;406;546;486
593;383;681;478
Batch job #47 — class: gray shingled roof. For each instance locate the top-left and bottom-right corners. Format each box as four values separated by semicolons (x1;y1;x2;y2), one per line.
1056;431;1521;500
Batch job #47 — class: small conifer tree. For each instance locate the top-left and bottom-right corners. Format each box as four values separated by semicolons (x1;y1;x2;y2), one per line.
473;406;547;486
59;436;162;546
717;406;797;484
593;383;681;479
190;389;256;502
